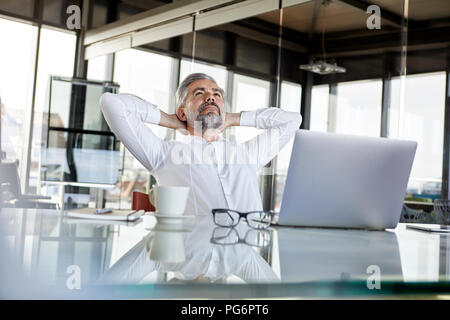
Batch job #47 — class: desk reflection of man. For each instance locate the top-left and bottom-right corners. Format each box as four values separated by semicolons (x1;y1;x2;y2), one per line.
99;216;279;284
100;73;302;216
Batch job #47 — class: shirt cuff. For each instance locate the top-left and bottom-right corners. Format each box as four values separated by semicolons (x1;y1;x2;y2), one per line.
240;110;257;127
123;93;161;125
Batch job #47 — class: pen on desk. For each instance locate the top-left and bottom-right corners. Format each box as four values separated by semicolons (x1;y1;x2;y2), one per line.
95;208;113;214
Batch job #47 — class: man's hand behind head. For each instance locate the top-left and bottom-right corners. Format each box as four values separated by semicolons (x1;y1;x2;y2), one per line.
173;113;189;135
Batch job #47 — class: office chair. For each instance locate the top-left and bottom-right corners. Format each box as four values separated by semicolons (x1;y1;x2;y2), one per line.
0;161;56;209
400;204;431;223
434;200;450;225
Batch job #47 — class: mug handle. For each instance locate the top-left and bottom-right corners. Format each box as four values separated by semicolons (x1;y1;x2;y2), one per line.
148;188;156;208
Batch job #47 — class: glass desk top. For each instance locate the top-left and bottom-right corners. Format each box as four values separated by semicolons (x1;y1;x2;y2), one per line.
1;208;450;299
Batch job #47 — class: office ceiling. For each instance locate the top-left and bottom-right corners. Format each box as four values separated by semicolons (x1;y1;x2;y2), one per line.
120;0;171;11
371;0;450;20
256;0;450;34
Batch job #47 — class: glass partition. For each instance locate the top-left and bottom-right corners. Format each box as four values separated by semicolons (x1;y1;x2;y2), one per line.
37;76;120;209
96;0;412;212
83;0;448;218
387;0;449;202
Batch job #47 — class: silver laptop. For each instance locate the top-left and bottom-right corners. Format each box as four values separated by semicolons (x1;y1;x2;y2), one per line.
278;130;417;230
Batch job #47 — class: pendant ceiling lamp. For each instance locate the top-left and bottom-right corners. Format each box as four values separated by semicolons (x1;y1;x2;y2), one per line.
299;0;346;75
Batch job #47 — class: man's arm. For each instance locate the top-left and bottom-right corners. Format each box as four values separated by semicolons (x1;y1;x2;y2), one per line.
239;108;302;169
225;113;242;128
219;112;242;131
158;110;188;133
100;93;174;171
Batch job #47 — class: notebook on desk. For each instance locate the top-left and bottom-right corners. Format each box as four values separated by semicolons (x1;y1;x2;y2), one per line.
65;208;144;222
406;224;450;233
63;216;143;226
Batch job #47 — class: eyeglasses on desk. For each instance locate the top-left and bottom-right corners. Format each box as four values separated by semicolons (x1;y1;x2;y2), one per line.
211;208;274;229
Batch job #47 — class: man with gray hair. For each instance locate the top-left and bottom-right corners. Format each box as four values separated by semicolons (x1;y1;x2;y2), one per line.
100;73;301;215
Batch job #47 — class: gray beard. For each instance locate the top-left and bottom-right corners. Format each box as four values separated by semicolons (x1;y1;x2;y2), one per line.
196;112;223;131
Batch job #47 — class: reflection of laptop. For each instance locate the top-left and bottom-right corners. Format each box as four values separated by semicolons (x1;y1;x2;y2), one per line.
277;130;417;230
277;228;403;282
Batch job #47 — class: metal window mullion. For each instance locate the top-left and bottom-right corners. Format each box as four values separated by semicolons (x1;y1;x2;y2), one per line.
327;83;338;133
441;51;450;201
73;0;91;78
300;71;312;130
380;76;391;138
268;4;285;210
33;0;43;21
21;25;42;194
267;80;280;210
168;56;181;141
226;70;235;141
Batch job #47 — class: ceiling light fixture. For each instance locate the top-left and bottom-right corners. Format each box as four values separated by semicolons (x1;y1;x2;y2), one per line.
299;0;346;75
299;59;346;75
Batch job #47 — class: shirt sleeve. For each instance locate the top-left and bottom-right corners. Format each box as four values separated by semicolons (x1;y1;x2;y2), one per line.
240;108;302;170
100;93;170;171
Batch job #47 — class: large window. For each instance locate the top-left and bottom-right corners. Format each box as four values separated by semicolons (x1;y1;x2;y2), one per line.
29;27;77;193
87;54;111;81
389;72;446;200
276;82;302;173
274;81;302;209
231;74;271;143
114;48;176;140
276;81;302;173
335;79;382;137
310;80;383;137
179;59;228;91
310;85;330;132
0;18;37;174
309;73;446;202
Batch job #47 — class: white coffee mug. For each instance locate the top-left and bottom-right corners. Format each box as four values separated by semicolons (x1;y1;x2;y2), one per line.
149;186;190;215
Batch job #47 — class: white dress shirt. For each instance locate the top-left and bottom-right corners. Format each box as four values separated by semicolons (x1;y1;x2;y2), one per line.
100;93;301;215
